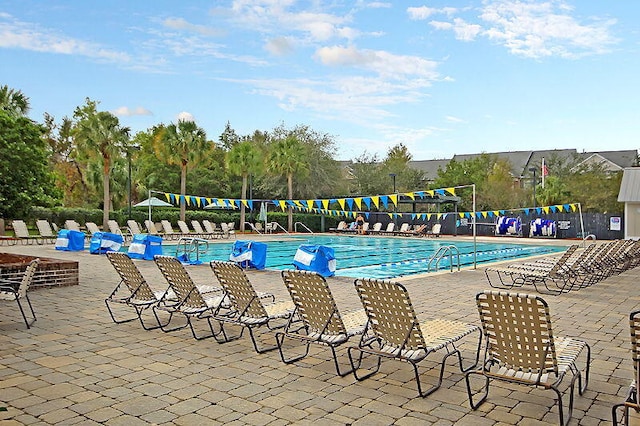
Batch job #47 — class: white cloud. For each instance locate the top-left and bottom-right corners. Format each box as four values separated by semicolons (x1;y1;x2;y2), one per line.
314;45;439;80
162;17;224;37
430;0;618;58
445;115;466;123
112;106;153;117
265;37;295;56
407;6;438;20
0;13;131;63
176;111;195;122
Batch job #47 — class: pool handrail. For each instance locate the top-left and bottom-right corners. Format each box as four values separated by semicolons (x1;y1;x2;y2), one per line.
270;222;290;235
428;245;461;273
294;222;313;234
582;234;596;248
244;222;263;234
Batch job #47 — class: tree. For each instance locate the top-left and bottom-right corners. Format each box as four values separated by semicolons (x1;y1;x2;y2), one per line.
226;141;263;231
267;135;309;231
433;154;498;211
484;158;528;210
153;120;208;221
73;99;130;228
0;111;58;218
0;85;30;117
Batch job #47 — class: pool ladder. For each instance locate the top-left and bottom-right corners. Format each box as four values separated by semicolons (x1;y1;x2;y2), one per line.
428;245;460;272
175;237;209;263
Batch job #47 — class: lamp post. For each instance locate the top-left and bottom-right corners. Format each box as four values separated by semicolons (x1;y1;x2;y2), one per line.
528;167;537;208
127;145;141;220
389;173;397;225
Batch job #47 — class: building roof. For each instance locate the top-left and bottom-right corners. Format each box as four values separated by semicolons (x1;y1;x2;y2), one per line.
407;159;450;181
618;167;640;202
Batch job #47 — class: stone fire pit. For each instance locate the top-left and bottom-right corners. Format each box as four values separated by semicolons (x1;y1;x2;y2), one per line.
0;253;79;289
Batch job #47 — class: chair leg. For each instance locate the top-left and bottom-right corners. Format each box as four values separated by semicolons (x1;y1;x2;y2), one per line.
347;347;381;381
247;326;278;354
105;299;138;324
275;332;311;365
15;298;35;329
24;294;36;324
329;346;356;377
552;380;573;426
465;370;490;409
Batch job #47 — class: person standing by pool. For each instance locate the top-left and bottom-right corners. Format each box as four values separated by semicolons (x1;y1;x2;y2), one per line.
356;214;365;235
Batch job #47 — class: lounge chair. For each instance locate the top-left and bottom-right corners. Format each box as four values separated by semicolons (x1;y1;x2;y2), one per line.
210;261;294;353
35;220;57;244
367;222;383;235
127;220;143;236
466;290;590;426
108;220;131;241
612;309;640;425
161;220;183;240
220;222;235;239
153;255;228;340
484;244;580;294
145;220;164;237
394;223;410;235
202;220;223;238
105;252;172;330
360;222;369;234
409;224;428;237
425;223;442;237
277;270;367;376
191;220;206;235
348;278;481;397
177;220;195;236
11;220;40;245
330;221;347;232
378;222;395;235
0;258;39;328
65;219;82;231
85;221;101;235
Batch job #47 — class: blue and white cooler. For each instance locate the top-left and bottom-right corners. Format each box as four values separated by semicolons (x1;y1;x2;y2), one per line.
55;229;85;251
89;232;124;254
229;240;267;270
127;234;163;260
293;244;336;277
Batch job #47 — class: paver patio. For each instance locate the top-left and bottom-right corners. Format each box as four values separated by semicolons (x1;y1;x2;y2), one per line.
0;236;637;425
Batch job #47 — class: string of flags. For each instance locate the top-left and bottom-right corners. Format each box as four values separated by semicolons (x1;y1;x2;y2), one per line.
157;188;457;213
155;189;579;221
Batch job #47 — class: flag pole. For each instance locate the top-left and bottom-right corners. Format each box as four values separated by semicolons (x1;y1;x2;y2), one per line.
541;157;546;189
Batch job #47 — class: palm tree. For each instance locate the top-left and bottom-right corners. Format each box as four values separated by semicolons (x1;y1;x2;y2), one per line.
267;136;309;231
0;85;30;117
154;120;208;221
227;141;262;232
74;100;130;229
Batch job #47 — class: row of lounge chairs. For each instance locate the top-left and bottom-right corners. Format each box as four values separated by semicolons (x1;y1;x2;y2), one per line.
104;252;593;423
2;219;237;245
485;239;640;294
332;221;441;237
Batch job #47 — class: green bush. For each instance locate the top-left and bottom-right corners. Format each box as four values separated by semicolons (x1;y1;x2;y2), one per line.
24;206;342;232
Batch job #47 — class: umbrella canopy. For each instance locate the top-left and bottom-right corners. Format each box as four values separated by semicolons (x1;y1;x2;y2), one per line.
133;197;173;207
204;200;237;210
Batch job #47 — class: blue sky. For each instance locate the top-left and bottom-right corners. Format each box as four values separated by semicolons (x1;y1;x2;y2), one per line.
1;1;638;161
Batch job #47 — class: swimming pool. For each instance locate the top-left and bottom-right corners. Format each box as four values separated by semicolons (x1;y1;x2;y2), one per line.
166;235;564;279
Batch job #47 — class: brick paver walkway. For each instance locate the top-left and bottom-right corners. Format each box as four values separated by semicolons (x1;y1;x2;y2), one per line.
0;236;637;425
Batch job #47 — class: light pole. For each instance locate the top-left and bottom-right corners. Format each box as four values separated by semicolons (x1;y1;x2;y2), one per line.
127;145;141;220
528;167;537;208
389;173;397;225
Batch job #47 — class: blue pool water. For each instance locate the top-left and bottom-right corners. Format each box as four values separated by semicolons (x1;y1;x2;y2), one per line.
163;235;564;280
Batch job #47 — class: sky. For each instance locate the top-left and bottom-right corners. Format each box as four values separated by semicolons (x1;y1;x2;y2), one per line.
1;0;638;161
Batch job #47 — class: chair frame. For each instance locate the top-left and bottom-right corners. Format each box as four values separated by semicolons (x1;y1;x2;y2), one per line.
153;255;228;341
105;252;172;330
612;309;640;425
0;258;39;328
277;270;367;376
466;290;590;426
210;261;292;353
348;278;481;397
